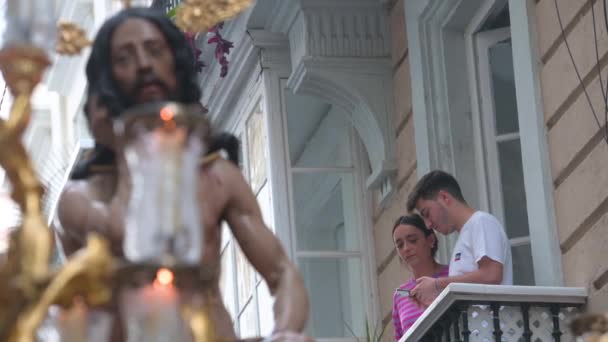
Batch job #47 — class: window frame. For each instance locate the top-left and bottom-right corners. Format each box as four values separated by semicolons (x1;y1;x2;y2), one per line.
404;0;564;285
280;84;378;341
221;82;269;336
476;26;535;284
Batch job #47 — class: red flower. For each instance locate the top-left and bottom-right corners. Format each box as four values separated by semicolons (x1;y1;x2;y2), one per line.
208;23;233;77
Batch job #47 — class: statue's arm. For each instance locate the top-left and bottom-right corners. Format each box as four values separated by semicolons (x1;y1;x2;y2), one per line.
221;159;309;335
57;178;129;255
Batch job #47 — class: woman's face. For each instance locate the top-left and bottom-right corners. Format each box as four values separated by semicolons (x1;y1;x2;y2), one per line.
393;224;435;268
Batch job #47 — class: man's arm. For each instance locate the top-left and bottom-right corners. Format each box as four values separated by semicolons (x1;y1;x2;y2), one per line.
436;257;503;287
220;159;309;335
411;257;503;307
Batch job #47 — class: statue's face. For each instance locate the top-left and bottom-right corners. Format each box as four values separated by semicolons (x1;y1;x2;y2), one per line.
110;18;177;106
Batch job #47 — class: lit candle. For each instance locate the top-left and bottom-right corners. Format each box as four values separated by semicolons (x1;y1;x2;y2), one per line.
122;116;203;265
120;269;191;341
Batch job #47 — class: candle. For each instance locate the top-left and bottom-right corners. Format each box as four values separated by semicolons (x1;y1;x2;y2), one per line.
122;119;203;265
119;271;191;341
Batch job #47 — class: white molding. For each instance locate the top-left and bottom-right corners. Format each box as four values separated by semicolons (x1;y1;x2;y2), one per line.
264;74;295;258
286;56;397;197
508;0;564;286
266;0;300;33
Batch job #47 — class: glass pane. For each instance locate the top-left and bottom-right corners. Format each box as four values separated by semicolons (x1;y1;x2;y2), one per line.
497;139;530;239
489;41;519;135
257;281;275;336
512;243;535;285
238;301;258;337
235;245;255;310
219;244;236;320
299;258;365;338
285;92;352;168
257;182;274;233
247;101;267;193
293;172;360;251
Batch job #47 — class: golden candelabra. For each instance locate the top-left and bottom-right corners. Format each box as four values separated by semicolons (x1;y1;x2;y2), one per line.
0;44;115;342
0;0;252;341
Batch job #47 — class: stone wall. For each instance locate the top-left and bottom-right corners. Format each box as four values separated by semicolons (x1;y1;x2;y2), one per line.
373;0;418;339
536;0;608;311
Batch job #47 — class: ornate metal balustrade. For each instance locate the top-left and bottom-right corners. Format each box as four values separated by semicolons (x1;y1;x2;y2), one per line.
400;284;587;342
150;0;182;14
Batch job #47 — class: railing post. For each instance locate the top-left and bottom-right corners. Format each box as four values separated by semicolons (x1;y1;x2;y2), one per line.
460;304;470;342
550;305;563;342
442;318;451;342
490;303;503;342
451;308;462;342
520;303;532;342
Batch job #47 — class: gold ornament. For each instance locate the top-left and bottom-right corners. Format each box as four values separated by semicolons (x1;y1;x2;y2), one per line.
56;22;91;56
571;313;608;342
175;0;253;33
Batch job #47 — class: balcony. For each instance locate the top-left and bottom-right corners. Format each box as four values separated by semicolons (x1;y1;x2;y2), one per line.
400;284;587;342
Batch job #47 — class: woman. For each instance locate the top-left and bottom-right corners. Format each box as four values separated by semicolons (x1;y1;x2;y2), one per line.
392;214;448;340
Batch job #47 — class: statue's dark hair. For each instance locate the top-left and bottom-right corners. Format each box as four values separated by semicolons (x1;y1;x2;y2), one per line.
85;7;201;118
72;7;203;179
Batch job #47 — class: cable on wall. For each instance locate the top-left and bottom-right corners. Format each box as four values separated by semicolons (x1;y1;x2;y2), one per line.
554;0;608;144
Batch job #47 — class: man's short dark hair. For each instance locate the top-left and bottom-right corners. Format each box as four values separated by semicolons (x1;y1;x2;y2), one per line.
406;170;466;212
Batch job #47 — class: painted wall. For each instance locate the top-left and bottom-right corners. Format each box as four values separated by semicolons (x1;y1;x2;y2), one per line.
535;0;608;312
372;0;418;339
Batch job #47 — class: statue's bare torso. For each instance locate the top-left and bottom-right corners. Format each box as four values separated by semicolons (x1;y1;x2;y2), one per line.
59;157;267;340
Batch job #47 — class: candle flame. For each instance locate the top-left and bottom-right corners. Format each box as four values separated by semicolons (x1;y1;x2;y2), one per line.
156;268;174;286
160;106;175;122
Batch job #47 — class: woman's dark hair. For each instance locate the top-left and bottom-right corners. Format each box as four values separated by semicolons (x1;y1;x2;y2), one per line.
392;214;438;257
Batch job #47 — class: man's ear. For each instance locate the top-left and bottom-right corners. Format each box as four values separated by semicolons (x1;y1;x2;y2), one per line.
437;190;451;205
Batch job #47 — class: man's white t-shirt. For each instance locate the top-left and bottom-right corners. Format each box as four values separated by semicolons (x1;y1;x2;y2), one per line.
448;211;513;285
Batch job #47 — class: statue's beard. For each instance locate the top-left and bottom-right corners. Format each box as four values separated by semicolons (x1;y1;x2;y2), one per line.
122;72;177;107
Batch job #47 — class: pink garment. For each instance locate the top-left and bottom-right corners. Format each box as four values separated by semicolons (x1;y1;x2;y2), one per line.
392;265;449;341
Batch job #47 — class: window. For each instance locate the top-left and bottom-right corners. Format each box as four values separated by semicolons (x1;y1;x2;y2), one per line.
405;0;563;285
220;95;275;337
284;91;369;339
476;20;534;285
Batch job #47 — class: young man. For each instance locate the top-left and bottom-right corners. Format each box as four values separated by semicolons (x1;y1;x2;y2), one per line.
57;7;310;342
407;170;513;307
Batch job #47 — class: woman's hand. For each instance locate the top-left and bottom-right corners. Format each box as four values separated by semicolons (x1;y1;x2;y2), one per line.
410;276;439;308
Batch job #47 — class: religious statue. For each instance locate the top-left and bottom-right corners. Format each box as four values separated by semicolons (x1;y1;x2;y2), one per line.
0;1;311;341
55;6;311;342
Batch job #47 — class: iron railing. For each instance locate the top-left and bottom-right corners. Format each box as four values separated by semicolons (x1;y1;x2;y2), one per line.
400;284;587;342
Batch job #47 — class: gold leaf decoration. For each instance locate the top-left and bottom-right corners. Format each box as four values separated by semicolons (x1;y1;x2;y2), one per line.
56;22;91;56
175;0;253;33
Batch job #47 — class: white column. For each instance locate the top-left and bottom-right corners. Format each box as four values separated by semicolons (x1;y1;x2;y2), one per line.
509;0;564;286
